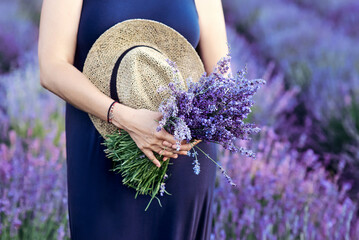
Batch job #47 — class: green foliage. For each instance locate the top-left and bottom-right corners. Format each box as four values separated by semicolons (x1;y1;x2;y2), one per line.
102;129;171;211
0;212;69;240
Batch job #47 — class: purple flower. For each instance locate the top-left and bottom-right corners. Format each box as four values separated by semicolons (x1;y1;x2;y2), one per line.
158;56;265;183
159;54;266;154
159;183;166;196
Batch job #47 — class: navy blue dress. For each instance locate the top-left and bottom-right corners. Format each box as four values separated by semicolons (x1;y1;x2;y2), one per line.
65;1;218;239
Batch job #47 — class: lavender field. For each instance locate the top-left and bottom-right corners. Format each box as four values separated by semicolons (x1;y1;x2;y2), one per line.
1;0;358;239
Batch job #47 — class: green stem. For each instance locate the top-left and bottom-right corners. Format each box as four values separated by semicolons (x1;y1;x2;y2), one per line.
194;145;223;169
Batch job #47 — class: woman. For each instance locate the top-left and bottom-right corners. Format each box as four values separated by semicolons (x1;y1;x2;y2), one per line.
38;0;229;239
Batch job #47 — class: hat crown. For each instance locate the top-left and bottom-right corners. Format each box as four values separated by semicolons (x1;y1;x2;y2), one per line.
116;46;186;111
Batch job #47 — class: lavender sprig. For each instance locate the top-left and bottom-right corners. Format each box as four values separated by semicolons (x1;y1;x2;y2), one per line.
157;55;265;185
157;55;265;152
188;147;200;175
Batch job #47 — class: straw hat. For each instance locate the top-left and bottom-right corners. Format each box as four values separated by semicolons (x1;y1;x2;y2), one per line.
82;19;205;138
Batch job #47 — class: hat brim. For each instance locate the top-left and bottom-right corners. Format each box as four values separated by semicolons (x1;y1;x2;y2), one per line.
83;18;205;139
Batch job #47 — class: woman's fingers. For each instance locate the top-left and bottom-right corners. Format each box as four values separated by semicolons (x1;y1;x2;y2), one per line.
162;139;202;153
155;129;177;146
153;130;189;155
170;139;202;151
153;146;178;159
142;149;161;168
161;141;189;155
162;141;173;148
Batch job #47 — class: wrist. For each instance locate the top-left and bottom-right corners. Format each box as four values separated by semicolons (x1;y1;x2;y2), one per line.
111;103;135;131
107;101;117;123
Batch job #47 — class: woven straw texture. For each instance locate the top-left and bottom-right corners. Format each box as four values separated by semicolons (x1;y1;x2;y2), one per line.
82;19;205;138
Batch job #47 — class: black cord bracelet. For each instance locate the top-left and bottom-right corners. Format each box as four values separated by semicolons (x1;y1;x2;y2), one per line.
107;100;117;123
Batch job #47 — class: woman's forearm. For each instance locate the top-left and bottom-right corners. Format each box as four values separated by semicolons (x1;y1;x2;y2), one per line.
39;59;132;130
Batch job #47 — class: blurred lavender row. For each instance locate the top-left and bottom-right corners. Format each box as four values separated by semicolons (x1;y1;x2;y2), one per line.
0;55;69;238
223;0;359;200
0;1;69;239
0;1;38;73
284;0;359;37
212;127;356;239
214;36;358;236
215;0;359;238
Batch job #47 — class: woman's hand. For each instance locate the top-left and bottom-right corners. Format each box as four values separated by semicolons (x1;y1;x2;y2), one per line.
111;104;201;168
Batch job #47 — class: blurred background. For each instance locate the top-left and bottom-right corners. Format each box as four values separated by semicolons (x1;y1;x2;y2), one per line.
0;0;358;239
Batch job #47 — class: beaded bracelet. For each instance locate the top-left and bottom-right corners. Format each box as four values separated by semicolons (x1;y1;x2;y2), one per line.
107;101;117;123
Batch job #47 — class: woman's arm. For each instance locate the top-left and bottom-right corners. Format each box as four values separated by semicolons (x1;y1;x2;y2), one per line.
38;0;193;167
38;0;118;124
195;0;230;74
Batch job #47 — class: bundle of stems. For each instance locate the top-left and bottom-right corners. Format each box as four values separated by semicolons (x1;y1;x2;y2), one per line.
103;129;173;211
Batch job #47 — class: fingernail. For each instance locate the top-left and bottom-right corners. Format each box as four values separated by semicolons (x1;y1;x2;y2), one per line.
174;154;178;158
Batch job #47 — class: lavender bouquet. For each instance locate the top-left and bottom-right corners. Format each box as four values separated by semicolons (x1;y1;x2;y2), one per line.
102;54;266;211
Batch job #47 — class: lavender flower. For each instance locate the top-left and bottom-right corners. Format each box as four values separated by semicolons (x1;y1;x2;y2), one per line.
158;55;266;154
192;160;200;175
190;148;201;175
159;183;166;196
157;55;265;183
